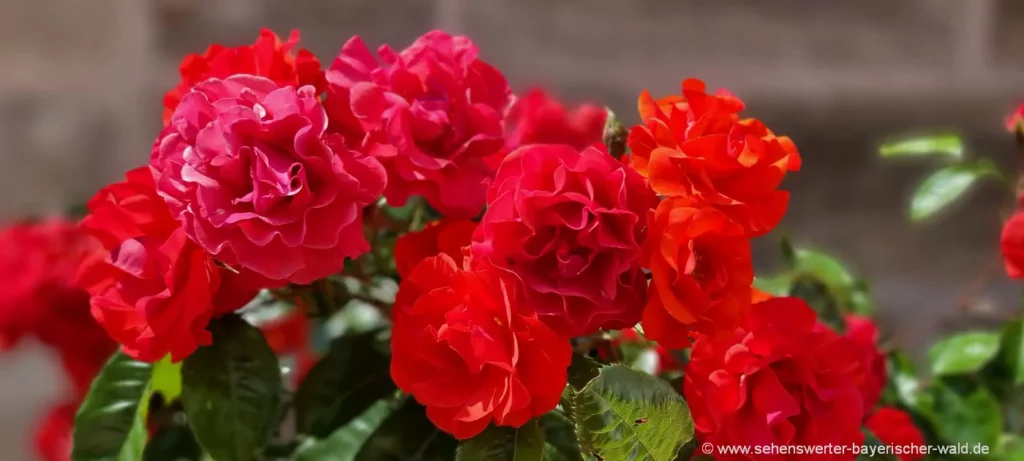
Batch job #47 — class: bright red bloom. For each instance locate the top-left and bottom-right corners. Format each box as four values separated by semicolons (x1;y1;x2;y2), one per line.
866;407;926;461
34;401;75;461
471;144;657;337
684;297;865;461
162;28;324;124
79;167;262;362
394;219;477;278
152;76;386;284
642;197;753;347
325;30;512;218
505;88;606;151
1001;211;1024;279
391;255;571;439
844;314;886;415
0;219;116;375
628;78;801;236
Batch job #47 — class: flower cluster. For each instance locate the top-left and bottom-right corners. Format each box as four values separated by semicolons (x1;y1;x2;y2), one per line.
0;219;117;461
62;26;932;456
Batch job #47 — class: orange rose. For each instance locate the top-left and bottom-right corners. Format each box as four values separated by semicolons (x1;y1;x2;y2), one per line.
642;197;752;347
628;78;801;236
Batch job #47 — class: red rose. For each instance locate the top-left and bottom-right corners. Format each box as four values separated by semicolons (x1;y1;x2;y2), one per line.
34;401;75;461
684;297;865;461
628;78;801;236
642;197;753;346
324;30;512;218
866;407;926;461
79;167;261;362
152;76;386;284
0;219;116;377
844;314;886;415
505;88;606;151
471;144;657;337
162;28;324;124
394;219;477;278
1002;211;1024;278
391;255;571;439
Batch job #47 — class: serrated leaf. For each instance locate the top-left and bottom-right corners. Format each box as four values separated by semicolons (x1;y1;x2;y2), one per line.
72;351;153;461
293;398;398;461
295;330;395;438
456;420;545;461
920;377;1002;446
354;399;457;460
573;365;693;461
181;315;282;461
879;134;963;159
928;331;1001;376
910;161;999;221
1001;320;1024;386
567;353;602;391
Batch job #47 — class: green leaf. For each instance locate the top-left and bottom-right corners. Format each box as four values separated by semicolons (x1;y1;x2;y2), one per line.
72;351;153;461
928;331;1001;376
920;378;1002;446
1001;320;1024;386
181;315;282;461
456;420;545;461
997;434;1024;461
293;398;399;461
150;356;182;402
295;330;395;438
886;352;921;408
791;248;855;288
573;365;694;461
752;275;791;297
539;412;583;461
910;161;999;221
354;399;457;460
788;276;844;333
879;134;963;159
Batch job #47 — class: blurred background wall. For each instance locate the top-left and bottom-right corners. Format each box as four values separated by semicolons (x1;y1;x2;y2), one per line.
2;0;1024;458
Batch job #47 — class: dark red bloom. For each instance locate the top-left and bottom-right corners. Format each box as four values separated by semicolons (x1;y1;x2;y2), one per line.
628;79;801;236
1002;211;1024;279
866;407;926;461
325;30;512;218
162;28;324;124
844;314;886;415
394;219;477;278
505;88;606;151
391;255;571;439
153;76;386;284
642;197;753;347
79;167;262;362
684;297;865;461
471;144;657;337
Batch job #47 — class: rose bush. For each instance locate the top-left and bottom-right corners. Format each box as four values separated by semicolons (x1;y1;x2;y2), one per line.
14;26;1024;461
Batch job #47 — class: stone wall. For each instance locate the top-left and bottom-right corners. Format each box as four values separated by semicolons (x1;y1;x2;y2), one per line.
2;1;1024;459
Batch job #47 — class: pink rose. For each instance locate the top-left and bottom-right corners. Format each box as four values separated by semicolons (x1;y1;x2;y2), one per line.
152;75;386;284
325;30;512;218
